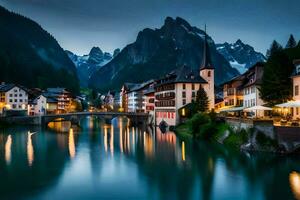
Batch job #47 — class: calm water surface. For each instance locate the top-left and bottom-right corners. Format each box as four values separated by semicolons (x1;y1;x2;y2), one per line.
0;117;300;200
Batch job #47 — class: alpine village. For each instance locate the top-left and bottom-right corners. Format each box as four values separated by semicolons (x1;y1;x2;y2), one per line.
1;3;300;199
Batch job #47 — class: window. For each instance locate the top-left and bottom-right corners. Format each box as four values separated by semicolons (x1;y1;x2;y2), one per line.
295;85;299;96
182;91;186;98
192;84;195;90
182;99;186;105
20;99;23;102
208;71;211;77
12;104;16;109
192;92;196;98
14;99;17;102
14;94;17;97
9;94;12;97
183;84;186;90
9;99;12;103
19;94;22;97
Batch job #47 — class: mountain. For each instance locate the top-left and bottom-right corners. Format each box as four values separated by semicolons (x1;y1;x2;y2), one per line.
89;17;239;91
0;6;79;93
216;40;266;74
66;47;114;87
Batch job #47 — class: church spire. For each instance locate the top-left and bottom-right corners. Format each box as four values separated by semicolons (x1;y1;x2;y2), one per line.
200;25;214;70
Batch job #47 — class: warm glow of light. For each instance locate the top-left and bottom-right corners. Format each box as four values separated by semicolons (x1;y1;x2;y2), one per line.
119;118;123;153
290;171;300;200
143;132;153;158
127;128;130;153
21;104;26;109
46;103;49;109
182;141;185;161
69;128;76;159
110;125;114;155
5;135;12;165
182;108;186;116
104;126;108;153
5;104;11;110
27;132;34;166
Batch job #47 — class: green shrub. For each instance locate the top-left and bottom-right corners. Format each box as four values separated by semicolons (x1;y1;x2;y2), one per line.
223;128;249;149
190;113;210;135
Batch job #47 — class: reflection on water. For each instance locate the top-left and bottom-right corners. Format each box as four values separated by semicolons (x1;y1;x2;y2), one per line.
48;121;71;132
290;171;300;200
182;141;185;161
27;132;34;166
68;128;76;159
0;117;300;199
5;135;12;165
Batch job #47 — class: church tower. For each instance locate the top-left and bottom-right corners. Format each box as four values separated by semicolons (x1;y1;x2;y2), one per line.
200;26;215;110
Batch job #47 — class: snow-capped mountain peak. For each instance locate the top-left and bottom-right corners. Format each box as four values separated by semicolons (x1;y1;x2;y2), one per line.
216;39;266;74
66;47;118;86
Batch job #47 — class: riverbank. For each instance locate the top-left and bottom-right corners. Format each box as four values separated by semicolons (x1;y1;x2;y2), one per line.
175;113;280;153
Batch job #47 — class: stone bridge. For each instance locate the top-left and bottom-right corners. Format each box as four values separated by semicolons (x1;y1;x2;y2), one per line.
0;112;149;127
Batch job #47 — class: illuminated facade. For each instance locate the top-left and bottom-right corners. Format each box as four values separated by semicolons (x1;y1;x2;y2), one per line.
0;83;28;115
154;65;212;126
292;59;300;119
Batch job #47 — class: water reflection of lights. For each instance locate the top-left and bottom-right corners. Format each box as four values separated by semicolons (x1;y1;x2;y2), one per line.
27;132;35;166
5;135;12;165
181;141;185;161
144;132;154;158
48;121;71;132
119;118;123;153
110;125;114;155
104;126;108;153
290;171;300;200
69;128;76;159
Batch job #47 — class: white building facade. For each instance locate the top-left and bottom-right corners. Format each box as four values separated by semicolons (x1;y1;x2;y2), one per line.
0;84;28;115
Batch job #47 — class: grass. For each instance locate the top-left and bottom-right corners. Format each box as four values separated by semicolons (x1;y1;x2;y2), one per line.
175;113;250;150
223;129;249;149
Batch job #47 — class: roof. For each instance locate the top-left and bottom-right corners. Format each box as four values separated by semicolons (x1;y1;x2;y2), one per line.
200;30;214;70
46;88;70;94
291;59;300;77
241;62;264;87
0;83;15;92
156;65;207;86
0;83;28;93
293;59;300;65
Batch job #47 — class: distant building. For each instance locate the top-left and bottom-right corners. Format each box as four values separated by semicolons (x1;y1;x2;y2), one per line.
291;59;300;118
120;81;154;113
32;94;58;115
0;83;28;116
242;62;265;117
154;65;212;126
222;75;244;108
43;88;72;113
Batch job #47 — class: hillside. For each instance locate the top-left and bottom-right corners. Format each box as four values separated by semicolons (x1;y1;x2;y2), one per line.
0;6;79;93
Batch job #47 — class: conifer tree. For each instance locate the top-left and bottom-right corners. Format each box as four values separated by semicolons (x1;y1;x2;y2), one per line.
266;40;282;58
195;86;209;112
260;50;294;105
286;34;297;48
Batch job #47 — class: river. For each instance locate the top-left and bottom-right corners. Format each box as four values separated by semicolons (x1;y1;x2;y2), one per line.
0;117;300;200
